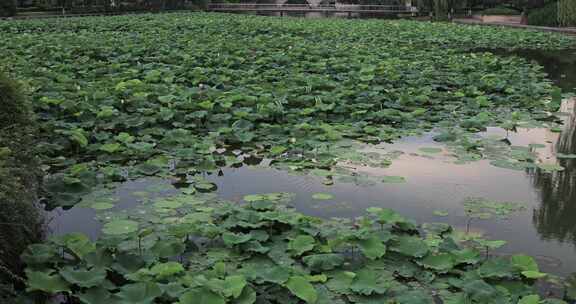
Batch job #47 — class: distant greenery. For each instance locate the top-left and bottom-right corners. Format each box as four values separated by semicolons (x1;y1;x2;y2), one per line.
482;6;521;15
528;2;559;26
558;0;576;27
0;0;16;17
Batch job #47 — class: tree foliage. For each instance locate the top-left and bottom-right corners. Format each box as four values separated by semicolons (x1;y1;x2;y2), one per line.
0;0;17;17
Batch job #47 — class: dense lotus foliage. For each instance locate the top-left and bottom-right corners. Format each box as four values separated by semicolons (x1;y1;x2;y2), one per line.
2;12;576;303
1;13;575;208
19;193;575;303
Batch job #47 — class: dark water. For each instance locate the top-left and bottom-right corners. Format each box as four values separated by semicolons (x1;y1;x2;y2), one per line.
50;49;576;276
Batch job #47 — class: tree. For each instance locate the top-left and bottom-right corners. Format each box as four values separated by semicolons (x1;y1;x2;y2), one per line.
558;0;576;26
0;0;17;17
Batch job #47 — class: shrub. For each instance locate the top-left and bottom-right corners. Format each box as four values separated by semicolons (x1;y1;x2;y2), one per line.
558;0;576;27
0;0;17;17
482;6;522;15
527;2;559;27
0;73;43;300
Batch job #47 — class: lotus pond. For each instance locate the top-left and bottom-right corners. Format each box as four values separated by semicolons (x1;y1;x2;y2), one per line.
2;12;576;303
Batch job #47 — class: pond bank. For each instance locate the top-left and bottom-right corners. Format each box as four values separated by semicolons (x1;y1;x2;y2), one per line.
0;74;44;300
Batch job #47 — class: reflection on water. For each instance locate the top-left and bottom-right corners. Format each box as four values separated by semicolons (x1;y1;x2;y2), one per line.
533;100;576;246
476;48;576;93
50;48;576;277
50;100;576;276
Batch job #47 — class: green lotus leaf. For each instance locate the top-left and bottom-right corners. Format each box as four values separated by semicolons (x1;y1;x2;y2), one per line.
59;266;107;288
223;275;247;298
223;232;253;246
116;282;162;304
381;175;407;183
350;269;389;295
390;236;429;258
21;244;58;265
150;262;185;279
154;199;183;209
285;276;318;304
521;271;547;279
394;290;434;304
325;271;355;294
288;235;316;256
77;287;112;304
91;202;115;210
303;254;345;271
419;147;442;154
518;295;540;304
477;257;515;279
136;163;161;176
180;288;226;304
150;239;185;258
511;255;539;272
358;236;387;260
25;270;70;293
233;286;256;304
312;193;334;200
102;219;138;235
419;253;455;273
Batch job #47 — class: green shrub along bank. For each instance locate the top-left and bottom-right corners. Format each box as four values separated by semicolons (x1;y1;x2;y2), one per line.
0;0;17;17
528;2;559;27
482;7;521;16
527;0;576;27
0;73;44;301
558;0;576;27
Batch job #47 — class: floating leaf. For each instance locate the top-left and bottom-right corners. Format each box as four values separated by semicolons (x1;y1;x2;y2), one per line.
116;282;162;304
136;163;161;176
180;288;225;304
419;147;443;154
25;271;70;293
288;235;316;256
511;255;539;272
59;266;107;288
312;193;334;200
433;210;449;216
77;287;112;304
358;236;386;260
381;175;407;183
91;202;114;210
223;275;247;298
537;163;565;173
518;295;540;304
150;262;184;279
102;220;139;235
420;254;455;273
223;232;252;246
350;269;389;295
285;276;318;304
390;236;429;257
557;153;576;159
521;271;547;279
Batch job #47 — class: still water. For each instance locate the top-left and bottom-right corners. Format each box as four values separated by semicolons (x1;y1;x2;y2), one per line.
50;48;576;276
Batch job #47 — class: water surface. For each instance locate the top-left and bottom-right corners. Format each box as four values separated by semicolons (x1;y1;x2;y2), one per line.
50;49;576;277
